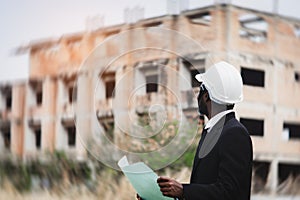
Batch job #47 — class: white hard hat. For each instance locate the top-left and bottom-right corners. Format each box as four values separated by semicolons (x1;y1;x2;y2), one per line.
195;61;243;105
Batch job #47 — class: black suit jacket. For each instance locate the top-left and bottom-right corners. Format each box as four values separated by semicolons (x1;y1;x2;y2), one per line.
183;113;253;200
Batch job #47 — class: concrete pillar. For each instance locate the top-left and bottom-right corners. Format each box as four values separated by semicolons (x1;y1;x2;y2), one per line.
11;83;25;157
114;66;134;146
0;87;7;153
91;70;103;148
266;159;278;195
41;77;56;153
0;123;4;152
134;67;146;95
179;59;191;91
75;72;92;160
95;69;106;101
0;131;4;152
24;83;37;156
0;88;4;110
165;58;180;120
55;78;68;150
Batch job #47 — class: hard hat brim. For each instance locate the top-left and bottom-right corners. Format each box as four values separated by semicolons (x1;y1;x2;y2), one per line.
195;73;205;83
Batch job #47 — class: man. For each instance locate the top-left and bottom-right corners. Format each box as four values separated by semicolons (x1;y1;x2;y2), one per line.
139;61;253;200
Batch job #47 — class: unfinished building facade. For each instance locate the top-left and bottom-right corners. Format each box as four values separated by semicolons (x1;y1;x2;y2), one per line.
1;4;300;196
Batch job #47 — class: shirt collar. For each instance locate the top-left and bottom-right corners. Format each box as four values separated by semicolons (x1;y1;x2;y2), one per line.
205;110;234;132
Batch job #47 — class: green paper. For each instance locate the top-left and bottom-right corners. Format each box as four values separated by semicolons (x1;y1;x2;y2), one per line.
118;156;172;200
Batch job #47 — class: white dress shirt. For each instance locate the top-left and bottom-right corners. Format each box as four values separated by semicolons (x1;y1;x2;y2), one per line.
205;110;234;132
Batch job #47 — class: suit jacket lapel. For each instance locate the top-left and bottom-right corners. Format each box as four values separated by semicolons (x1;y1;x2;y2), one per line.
191;128;207;178
191;113;236;178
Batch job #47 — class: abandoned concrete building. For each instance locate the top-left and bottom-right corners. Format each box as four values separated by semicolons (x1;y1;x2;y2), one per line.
0;4;300;196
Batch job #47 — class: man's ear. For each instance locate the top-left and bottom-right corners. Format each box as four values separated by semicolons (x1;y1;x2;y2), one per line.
204;92;209;102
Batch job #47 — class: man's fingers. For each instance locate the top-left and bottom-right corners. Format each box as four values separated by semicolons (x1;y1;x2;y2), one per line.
136;193;142;200
158;181;170;188
157;176;170;183
162;191;172;197
160;187;170;192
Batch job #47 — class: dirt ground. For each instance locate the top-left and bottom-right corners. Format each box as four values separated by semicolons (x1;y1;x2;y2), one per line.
0;167;191;200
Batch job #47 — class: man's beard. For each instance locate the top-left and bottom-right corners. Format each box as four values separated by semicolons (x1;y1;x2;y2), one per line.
198;98;208;117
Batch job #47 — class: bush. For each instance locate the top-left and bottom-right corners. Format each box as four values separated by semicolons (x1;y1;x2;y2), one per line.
0;151;95;193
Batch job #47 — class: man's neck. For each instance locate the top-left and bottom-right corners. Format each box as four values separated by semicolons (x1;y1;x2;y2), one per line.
205;110;234;131
208;103;228;119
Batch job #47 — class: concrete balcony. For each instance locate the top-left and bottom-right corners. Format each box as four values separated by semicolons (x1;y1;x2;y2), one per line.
96;98;113;119
28;106;43;125
133;92;166;113
61;102;75;121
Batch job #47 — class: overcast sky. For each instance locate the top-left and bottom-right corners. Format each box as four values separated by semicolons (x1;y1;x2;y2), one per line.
0;0;299;82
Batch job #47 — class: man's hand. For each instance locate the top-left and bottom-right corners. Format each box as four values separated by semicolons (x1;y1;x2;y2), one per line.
157;176;183;198
136;193;142;200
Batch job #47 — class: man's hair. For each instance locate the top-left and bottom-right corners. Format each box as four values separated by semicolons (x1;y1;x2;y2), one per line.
226;104;235;110
201;85;235;110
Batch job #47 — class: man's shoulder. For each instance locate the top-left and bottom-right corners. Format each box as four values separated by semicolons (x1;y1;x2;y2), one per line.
223;117;250;138
216;117;253;155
